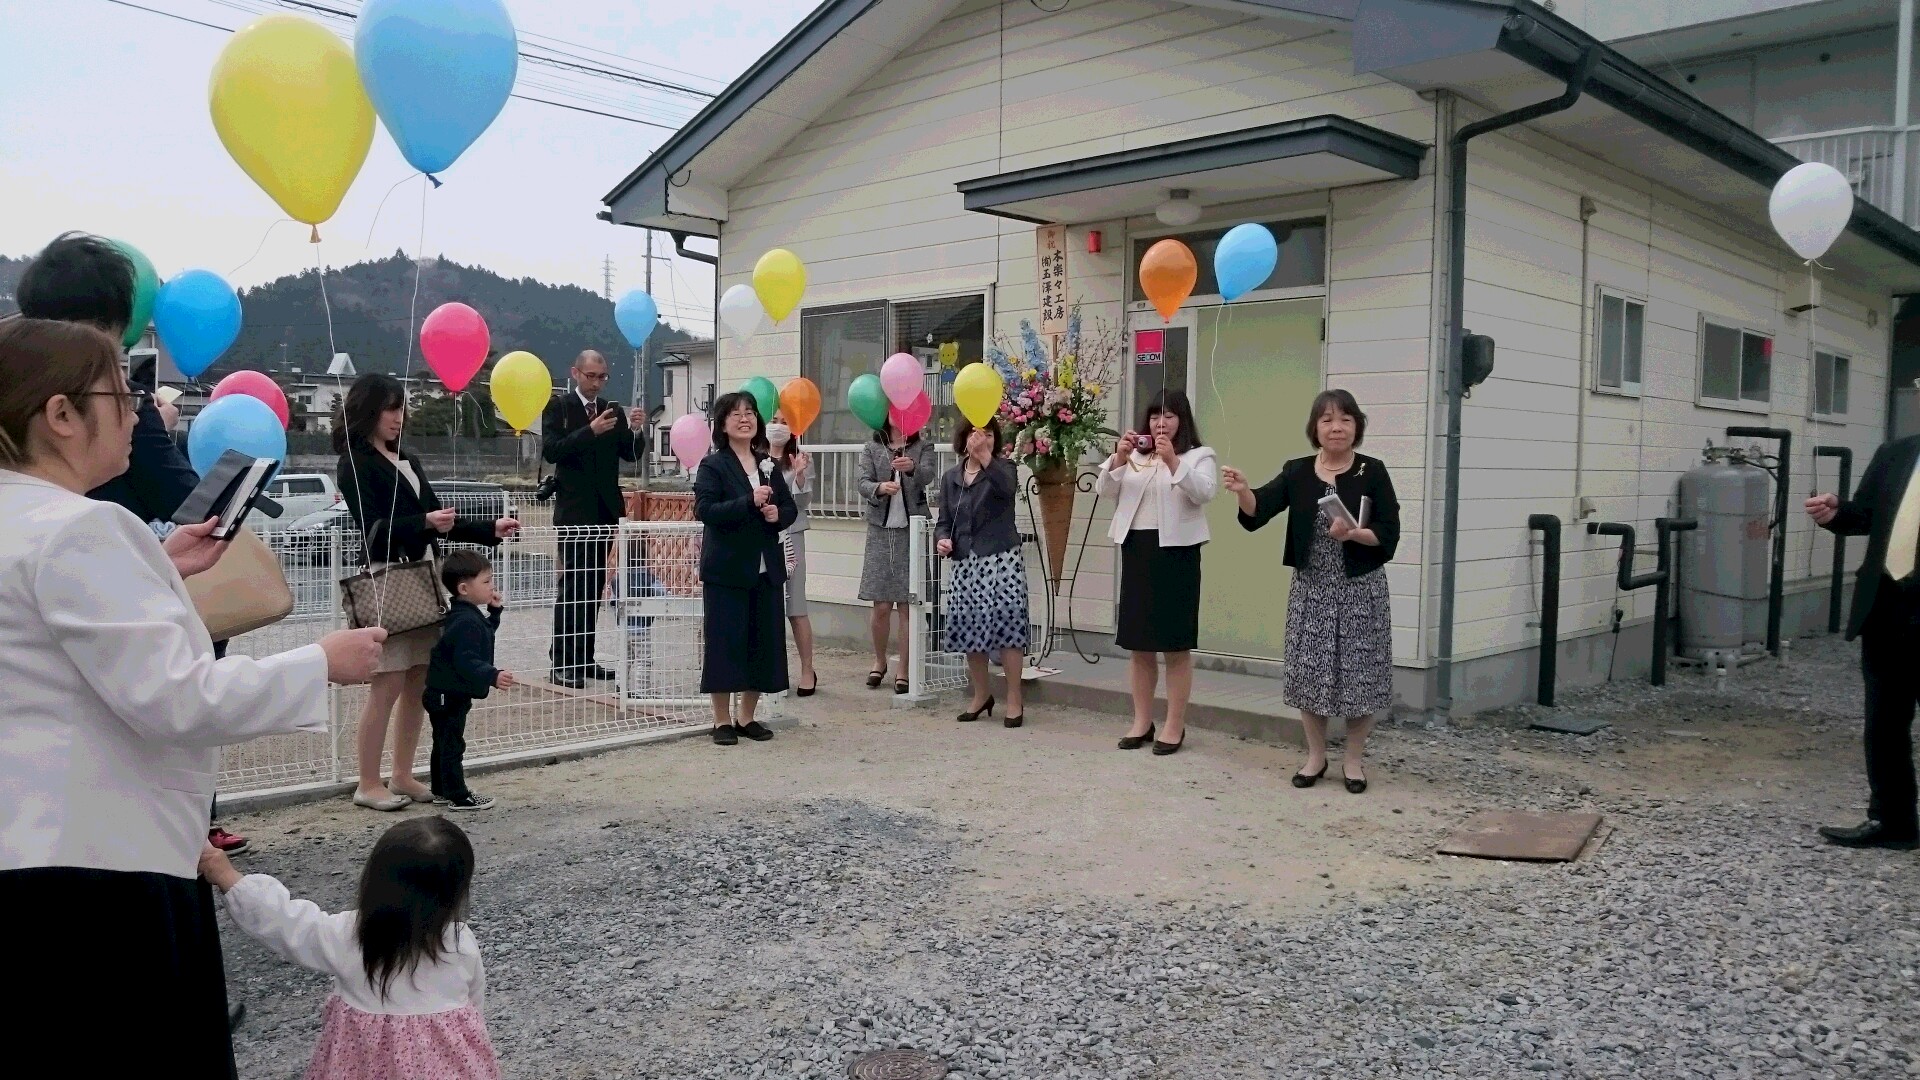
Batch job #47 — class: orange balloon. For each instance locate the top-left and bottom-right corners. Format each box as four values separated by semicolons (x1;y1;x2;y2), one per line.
779;376;823;437
1139;238;1198;321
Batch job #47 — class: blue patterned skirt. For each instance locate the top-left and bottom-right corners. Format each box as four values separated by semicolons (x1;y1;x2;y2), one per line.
944;549;1029;654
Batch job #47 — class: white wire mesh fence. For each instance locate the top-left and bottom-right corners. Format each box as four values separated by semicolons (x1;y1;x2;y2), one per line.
217;521;721;800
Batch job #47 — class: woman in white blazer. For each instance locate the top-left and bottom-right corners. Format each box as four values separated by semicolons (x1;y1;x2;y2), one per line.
1095;389;1218;755
0;318;385;1076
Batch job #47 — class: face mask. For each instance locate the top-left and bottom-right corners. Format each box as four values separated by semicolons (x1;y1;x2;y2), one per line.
767;424;791;447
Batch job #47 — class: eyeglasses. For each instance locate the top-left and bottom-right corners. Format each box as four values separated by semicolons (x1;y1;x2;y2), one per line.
574;370;610;382
72;388;152;414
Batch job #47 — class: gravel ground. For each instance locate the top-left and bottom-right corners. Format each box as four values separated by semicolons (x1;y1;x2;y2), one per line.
223;636;1920;1079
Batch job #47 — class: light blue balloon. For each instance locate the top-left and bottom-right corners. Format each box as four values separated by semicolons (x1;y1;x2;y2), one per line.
153;269;242;379
188;394;286;482
1214;223;1279;302
615;290;659;349
355;0;519;178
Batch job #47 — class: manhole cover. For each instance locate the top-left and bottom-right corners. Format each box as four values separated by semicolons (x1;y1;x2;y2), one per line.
849;1049;947;1079
1437;811;1603;862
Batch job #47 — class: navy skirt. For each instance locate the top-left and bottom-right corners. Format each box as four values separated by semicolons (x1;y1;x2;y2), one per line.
1116;529;1202;653
701;574;790;694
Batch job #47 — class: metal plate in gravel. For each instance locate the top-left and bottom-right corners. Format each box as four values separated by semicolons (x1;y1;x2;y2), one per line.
1438;811;1603;862
1529;715;1609;735
849;1049;947;1079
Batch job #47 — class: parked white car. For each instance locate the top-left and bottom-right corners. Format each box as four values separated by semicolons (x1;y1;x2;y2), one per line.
261;473;340;528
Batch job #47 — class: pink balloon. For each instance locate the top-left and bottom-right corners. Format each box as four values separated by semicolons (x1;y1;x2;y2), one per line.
889;390;933;438
880;352;923;408
421;302;490;393
209;370;290;429
669;413;709;468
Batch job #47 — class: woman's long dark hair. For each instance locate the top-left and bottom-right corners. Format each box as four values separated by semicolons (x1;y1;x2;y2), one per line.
709;390;768;454
332;372;407;454
1138;388;1202;454
356;817;475;1003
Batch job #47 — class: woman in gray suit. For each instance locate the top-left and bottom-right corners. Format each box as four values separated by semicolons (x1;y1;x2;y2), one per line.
857;422;933;693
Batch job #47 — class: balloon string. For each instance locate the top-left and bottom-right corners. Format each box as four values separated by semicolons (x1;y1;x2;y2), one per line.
228;218;295;279
363;173;422;251
319;242;381;619
380;178;432;604
1208;303;1233;463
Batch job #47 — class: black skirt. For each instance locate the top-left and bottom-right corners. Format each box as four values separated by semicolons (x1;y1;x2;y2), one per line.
1116;529;1202;653
701;574;790;693
0;866;237;1077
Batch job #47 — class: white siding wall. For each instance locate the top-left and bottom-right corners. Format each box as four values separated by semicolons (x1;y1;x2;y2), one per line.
714;0;1434;651
1452;126;1889;661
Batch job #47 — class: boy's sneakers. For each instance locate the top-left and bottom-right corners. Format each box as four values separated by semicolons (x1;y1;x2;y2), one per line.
436;793;496;811
208;827;249;854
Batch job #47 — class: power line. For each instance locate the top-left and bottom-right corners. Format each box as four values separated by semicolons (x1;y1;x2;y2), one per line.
97;0;686;129
210;0;718;99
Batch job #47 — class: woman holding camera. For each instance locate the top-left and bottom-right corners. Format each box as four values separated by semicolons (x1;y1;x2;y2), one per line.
1096;389;1217;755
936;417;1027;727
1222;389;1398;793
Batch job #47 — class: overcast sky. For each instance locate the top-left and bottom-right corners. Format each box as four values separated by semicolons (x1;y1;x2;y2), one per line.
0;0;818;338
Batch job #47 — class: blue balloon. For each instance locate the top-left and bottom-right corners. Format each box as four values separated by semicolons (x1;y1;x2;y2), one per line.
615;290;659;349
153;269;242;379
355;0;519;178
188;394;287;482
1214;223;1279;302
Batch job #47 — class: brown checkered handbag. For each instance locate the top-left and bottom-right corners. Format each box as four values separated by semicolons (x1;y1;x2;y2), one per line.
340;559;447;635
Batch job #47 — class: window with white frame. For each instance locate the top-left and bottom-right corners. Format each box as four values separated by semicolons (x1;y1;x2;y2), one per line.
800;294;985;445
1594;288;1645;395
1815;350;1851;417
1698;317;1772;407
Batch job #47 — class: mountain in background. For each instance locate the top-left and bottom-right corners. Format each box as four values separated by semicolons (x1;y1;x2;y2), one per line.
0;251;699;401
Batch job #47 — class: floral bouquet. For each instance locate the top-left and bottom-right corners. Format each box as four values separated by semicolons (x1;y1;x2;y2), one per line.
985;305;1121;477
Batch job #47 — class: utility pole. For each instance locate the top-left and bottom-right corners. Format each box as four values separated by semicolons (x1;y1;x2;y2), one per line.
638;231;653;484
602;255;614;301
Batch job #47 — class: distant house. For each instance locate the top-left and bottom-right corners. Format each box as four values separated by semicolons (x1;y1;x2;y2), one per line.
654;339;717;458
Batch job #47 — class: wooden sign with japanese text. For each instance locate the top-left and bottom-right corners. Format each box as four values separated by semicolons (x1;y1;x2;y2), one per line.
1036;224;1068;337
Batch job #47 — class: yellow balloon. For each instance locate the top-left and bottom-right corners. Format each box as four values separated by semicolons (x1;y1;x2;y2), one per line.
952;362;1005;428
752;248;807;323
490;351;552;433
210;15;374;232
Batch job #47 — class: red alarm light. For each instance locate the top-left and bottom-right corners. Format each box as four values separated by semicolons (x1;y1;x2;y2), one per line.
1086;230;1103;254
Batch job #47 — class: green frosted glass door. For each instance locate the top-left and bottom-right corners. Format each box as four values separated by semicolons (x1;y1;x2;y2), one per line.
1190;298;1322;660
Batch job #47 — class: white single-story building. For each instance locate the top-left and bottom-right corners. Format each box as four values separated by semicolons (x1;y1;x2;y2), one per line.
603;0;1920;718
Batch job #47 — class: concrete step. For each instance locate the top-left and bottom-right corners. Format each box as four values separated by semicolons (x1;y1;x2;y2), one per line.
1016;652;1323;747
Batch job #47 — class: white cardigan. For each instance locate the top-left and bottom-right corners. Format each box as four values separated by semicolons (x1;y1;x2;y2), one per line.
1095;446;1219;547
0;472;329;880
224;873;486;1015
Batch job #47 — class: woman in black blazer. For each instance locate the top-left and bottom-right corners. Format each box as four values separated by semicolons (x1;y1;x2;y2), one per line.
1223;388;1399;794
693;391;798;745
334;373;518;812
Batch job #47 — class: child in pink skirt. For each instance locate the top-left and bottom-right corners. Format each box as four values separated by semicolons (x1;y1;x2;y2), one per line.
201;817;499;1080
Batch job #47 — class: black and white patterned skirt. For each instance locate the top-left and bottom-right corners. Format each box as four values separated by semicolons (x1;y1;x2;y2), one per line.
944;549;1029;654
1282;511;1393;718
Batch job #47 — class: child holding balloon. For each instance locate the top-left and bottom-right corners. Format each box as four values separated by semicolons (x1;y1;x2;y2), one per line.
770;404;818;697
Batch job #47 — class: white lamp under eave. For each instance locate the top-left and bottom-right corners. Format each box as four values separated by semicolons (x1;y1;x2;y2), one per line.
1155;189;1202;227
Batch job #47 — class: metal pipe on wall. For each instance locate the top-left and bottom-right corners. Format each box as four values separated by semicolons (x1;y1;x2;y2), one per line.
1814;445;1854;634
1435;48;1601;721
1527;514;1561;707
1725;425;1791;655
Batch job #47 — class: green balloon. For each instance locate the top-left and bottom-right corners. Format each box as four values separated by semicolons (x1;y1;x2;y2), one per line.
111;239;160;348
847;372;889;431
742;376;779;422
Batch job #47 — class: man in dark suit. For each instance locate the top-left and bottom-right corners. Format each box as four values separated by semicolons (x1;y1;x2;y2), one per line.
14;232;198;523
542;350;647;688
1807;434;1920;850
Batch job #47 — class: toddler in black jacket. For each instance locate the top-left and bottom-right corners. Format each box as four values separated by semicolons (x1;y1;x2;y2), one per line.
424;550;514;810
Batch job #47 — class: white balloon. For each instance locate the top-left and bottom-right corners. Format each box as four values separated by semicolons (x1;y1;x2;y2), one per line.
718;283;769;344
1768;162;1855;262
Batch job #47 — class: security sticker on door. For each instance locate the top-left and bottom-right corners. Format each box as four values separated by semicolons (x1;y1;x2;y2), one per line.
1135;329;1164;366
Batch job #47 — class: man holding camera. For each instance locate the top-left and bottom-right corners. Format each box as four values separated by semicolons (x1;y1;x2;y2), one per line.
542;350;647;688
